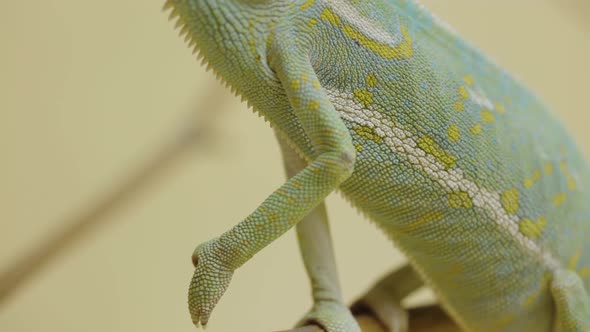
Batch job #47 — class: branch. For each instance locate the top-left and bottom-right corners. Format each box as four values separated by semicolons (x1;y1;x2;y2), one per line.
277;304;460;332
0;85;230;305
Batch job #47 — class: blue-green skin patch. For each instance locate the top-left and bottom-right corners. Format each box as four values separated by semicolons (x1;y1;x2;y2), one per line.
168;0;590;331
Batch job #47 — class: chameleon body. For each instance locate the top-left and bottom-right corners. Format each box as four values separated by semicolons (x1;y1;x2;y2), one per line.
165;0;590;331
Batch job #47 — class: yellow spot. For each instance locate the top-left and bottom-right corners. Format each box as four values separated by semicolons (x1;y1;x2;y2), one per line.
559;161;577;191
519;217;547;239
353;125;382;144
568;249;581;270
458;86;469;100
366;73;378;87
523;170;541;188
446;263;464;277
312;79;321;89
308;100;320;110
418;136;458;169
470;124;483;135
501;188;520;215
300;0;314;10
290;79;300;91
495;314;515;330
354;143;364;152
568;179;577;191
495;103;506;114
308;18;318;27
399;211;445;233
448;191;473;209
301;73;309;82
579;267;590;278
453;100;464;112
321;8;413;59
463;75;475;86
481;109;495;123
354;88;374;108
544;162;554;175
553;192;567;206
447;124;461;143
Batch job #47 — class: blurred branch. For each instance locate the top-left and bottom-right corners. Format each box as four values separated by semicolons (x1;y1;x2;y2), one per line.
0;83;230;306
278;305;460;332
555;0;590;29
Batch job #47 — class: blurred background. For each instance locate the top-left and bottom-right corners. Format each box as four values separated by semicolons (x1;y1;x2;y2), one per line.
0;1;588;331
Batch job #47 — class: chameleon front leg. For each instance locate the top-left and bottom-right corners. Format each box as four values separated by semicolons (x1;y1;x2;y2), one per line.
352;264;424;332
277;136;360;332
550;269;590;331
187;45;356;327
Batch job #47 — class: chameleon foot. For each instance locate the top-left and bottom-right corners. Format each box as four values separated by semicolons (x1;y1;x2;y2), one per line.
188;238;234;328
298;300;362;332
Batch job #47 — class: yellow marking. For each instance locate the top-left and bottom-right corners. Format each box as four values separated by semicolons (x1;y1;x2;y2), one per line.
320;7;341;25
579;267;590;278
447;124;461;143
290;79;300;91
366;73;378;87
398;211;445;233
301;73;309;82
501;188;520;215
495;103;506;114
417;136;458;169
353;125;382;144
308;100;320;111
523;170;541;188
519;216;547;239
354;143;364;152
266;22;275;49
453;100;464;112
463;75;475;87
446;263;464;277
312;79;321;89
354;88;374;108
567;179;577;191
495;314;515;330
458;86;469;100
321;8;413;59
544;162;554;175
481;109;495;123
308;18;318;27
559;161;577;191
448;191;473;209
300;0;314;10
470;123;482;135
568;249;581;270
553;192;567;206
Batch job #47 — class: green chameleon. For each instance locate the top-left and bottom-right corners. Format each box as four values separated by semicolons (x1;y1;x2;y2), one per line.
164;0;590;331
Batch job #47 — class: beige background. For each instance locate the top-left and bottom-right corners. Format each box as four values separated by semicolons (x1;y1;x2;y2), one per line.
0;1;588;331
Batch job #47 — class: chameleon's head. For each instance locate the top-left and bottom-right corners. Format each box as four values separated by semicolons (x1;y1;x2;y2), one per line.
165;0;284;96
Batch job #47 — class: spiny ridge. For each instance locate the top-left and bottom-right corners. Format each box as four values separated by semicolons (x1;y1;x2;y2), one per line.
163;0;273;132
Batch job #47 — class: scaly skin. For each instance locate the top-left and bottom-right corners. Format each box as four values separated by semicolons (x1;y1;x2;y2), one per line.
165;0;590;331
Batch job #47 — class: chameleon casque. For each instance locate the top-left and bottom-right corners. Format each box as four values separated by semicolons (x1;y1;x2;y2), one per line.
164;0;590;331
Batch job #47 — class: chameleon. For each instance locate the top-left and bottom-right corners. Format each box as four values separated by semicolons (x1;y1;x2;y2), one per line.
164;0;590;331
